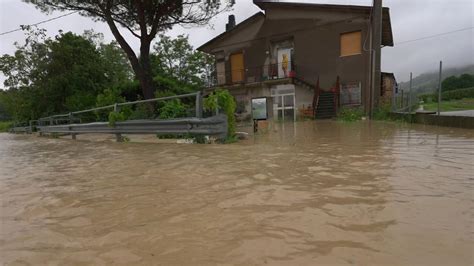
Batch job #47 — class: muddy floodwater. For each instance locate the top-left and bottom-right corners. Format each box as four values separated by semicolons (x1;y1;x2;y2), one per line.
1;121;473;265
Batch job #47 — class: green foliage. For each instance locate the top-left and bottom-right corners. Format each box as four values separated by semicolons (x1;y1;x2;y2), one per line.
108;111;127;127
158;99;187;119
418;87;474;103
423;98;474;112
204;89;236;138
440;87;474;101
337;106;365;122
0;28;132;122
442;74;474;92
372;103;392;120
0;121;13;132
398;65;474;95
152;34;215;89
126;102;152;120
418;93;433;103
0;27;213;125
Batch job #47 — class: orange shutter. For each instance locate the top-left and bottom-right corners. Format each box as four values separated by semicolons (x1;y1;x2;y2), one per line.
340;31;362;57
230;53;244;83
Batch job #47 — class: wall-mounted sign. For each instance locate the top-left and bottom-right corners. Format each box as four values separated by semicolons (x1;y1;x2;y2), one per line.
251;97;268;120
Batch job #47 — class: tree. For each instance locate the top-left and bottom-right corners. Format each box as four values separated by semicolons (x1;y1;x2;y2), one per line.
24;0;233;99
151;34;215;88
442;73;474;92
0;28;131;121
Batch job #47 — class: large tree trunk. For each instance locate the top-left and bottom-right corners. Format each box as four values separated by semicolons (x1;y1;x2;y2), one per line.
137;41;154;99
103;12;155;99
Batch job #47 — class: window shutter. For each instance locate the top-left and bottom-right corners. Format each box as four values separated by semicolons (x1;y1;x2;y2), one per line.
340;31;362;57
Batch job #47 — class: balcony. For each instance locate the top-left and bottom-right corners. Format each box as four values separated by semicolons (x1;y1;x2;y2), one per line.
208;61;307;89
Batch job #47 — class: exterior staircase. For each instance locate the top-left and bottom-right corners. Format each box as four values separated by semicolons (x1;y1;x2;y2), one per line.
315;91;336;119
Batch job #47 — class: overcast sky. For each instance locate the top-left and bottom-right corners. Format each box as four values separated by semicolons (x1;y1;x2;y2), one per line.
0;0;473;84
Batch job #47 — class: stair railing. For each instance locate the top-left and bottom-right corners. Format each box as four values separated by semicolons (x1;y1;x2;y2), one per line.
331;76;341;114
312;76;321;118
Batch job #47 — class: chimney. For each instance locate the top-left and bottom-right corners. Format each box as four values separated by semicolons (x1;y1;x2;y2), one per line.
226;15;236;31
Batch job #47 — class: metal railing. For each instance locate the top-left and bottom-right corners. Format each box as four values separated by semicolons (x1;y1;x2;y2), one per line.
12;91;229;141
210;61;298;87
39;115;228;141
38;92;203;126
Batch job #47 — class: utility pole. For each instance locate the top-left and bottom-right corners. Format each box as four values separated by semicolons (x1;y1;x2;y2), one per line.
370;0;382;119
409;72;412;113
437;61;442;116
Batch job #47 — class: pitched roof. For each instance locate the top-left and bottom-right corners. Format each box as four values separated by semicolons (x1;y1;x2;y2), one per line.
197;1;394;52
255;0;393;46
197;12;265;53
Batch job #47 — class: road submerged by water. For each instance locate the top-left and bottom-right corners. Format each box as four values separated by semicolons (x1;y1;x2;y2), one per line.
0;120;473;265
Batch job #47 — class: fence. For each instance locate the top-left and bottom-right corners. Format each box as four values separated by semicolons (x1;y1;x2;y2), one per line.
12;92;229;141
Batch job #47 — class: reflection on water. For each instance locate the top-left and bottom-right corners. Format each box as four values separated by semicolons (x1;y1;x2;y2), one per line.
0;121;473;265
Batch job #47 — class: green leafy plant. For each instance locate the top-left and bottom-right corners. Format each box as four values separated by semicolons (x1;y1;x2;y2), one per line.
108;111;127;127
158;99;187;119
204;89;236;139
373;103;392;120
337;106;365;122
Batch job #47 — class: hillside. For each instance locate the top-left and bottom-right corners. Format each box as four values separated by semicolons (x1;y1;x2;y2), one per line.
398;64;474;95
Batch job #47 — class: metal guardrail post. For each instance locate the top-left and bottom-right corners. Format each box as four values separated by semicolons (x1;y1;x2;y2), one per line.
113;103;121;142
195;91;203;118
69;113;76;140
437;61;442;116
408;72;412;114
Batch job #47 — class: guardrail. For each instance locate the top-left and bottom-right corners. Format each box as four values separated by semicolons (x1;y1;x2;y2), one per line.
38;114;228;141
10;126;32;134
11;91;229;141
38;92;203;126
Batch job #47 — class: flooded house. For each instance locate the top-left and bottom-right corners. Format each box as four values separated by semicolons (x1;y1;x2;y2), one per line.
198;0;394;121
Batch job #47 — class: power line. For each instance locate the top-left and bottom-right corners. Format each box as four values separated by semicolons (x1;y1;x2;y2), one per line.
0;11;79;36
395;26;474;45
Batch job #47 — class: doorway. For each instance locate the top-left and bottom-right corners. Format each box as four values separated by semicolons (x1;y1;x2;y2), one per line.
273;93;296;121
230;53;244;83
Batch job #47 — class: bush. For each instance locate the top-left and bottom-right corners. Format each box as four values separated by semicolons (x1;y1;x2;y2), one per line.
0;121;13;132
422;87;474;103
440;87;474;101
204;89;236;139
108;111;127;127
373;103;392;120
442;74;474;92
158;99;187;119
337;106;364;122
418;93;435;103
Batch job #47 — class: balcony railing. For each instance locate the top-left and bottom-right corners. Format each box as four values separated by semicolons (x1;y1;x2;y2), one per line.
210;61;298;87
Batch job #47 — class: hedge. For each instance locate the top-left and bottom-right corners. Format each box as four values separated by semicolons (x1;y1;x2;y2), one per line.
418;87;474;102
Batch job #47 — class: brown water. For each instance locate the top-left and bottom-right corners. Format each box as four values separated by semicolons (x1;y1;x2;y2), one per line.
1;121;473;265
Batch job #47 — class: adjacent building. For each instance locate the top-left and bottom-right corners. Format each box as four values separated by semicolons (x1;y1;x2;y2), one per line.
198;0;394;120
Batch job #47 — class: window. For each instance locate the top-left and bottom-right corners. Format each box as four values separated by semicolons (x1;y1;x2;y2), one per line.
340;31;362;57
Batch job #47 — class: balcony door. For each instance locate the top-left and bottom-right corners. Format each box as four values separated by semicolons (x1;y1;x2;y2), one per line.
230;53;244;83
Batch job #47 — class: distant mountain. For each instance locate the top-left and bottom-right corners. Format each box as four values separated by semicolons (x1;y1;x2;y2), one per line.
398;64;474;95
